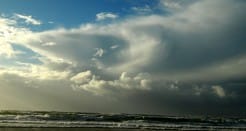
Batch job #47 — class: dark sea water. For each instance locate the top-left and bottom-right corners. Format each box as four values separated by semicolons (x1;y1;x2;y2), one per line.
0;111;245;130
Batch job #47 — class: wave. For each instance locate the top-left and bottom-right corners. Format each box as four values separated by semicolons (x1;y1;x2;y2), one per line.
0;111;245;130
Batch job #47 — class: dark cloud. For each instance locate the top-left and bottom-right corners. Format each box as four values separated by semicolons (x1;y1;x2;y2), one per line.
137;0;246;73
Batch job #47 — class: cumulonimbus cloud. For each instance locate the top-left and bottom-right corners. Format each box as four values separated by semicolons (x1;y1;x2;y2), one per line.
0;0;245;101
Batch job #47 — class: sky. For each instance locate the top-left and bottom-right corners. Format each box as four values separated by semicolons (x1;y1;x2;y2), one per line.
0;0;246;117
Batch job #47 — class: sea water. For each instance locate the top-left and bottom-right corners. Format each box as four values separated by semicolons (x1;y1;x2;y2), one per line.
0;111;245;130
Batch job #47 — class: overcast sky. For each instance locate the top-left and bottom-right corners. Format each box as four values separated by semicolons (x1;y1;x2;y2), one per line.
0;0;246;117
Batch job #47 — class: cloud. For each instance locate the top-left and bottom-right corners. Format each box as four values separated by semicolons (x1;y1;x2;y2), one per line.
15;13;42;25
159;0;197;12
41;42;56;47
2;0;245;84
94;48;104;57
0;16;16;26
0;64;70;80
0;15;30;58
96;12;118;21
71;71;152;95
131;5;152;14
2;0;245;83
0;44;17;58
212;85;226;98
160;0;181;10
110;45;119;50
70;70;92;84
37;56;75;71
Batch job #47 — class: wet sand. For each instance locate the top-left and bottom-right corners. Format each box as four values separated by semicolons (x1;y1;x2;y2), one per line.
0;128;148;131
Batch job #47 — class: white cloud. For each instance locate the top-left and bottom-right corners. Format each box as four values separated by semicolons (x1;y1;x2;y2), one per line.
0;15;30;58
212;85;226;98
159;0;196;12
70;70;92;84
110;45;119;50
160;0;181;9
71;71;152;95
42;42;56;46
94;48;104;57
131;5;152;14
15;13;42;25
0;64;70;81
0;17;16;26
0;44;16;58
96;12;118;21
38;56;75;71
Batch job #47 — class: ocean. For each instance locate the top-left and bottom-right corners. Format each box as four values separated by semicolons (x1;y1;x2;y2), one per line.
0;111;245;130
